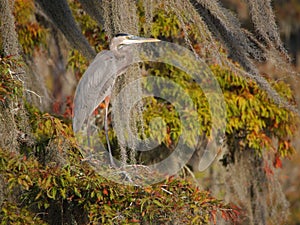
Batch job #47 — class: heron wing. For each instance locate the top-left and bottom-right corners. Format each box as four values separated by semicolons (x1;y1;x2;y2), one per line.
73;50;122;132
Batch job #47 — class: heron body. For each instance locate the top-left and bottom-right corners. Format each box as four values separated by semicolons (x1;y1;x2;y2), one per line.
73;34;160;133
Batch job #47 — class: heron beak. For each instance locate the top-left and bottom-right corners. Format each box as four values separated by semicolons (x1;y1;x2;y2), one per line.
122;36;161;45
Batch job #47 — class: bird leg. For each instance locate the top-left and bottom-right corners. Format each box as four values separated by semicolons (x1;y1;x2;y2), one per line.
104;96;116;167
104;97;134;184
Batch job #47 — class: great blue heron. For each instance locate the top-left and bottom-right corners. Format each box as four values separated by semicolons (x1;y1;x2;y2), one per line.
73;33;160;166
73;33;161;132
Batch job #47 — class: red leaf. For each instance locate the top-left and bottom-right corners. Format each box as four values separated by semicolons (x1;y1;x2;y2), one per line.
221;211;229;220
211;210;217;225
264;161;274;176
103;188;108;195
52;101;61;114
273;154;282;169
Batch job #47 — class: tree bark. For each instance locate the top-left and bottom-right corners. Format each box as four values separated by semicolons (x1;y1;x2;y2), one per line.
35;0;96;61
0;0;20;57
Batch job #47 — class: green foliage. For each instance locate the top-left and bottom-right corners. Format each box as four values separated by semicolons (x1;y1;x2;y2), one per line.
0;99;238;224
0;146;238;224
133;64;296;168
67;49;89;78
68;0;108;51
140;63;211;148
0;55;23;104
67;0;109;78
211;65;297;156
143;2;297;160
14;0;47;56
22;103;77;163
98;63;296;161
149;5;181;39
0;202;47;225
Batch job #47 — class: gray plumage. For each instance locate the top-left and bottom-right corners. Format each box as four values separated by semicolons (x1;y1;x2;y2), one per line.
73;34;160;132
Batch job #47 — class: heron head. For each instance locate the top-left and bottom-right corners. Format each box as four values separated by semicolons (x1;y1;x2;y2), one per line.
110;33;160;56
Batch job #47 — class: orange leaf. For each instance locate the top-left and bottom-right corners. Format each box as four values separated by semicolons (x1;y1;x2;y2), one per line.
211;210;216;225
264;161;274;176
103;188;108;195
99;102;106;109
144;187;152;193
273;154;282;169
